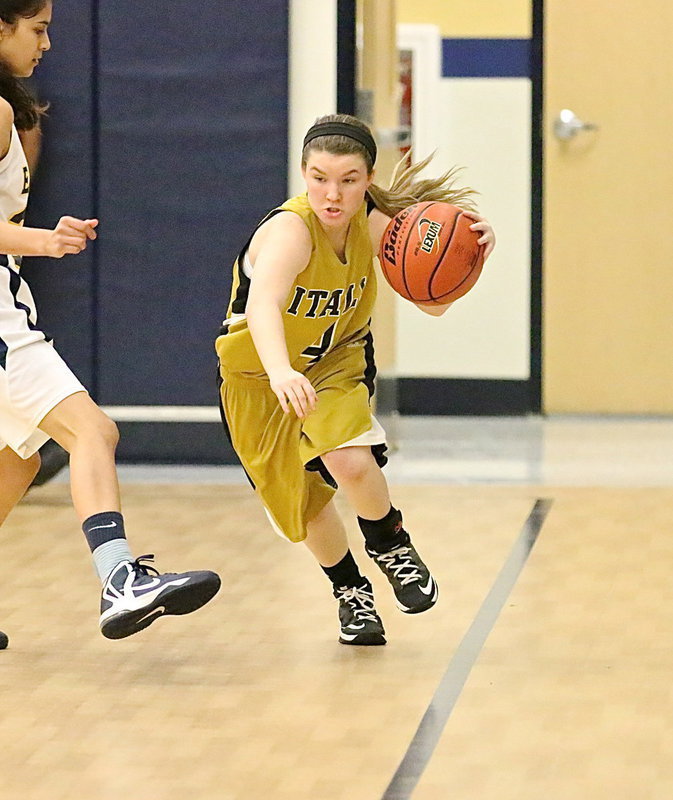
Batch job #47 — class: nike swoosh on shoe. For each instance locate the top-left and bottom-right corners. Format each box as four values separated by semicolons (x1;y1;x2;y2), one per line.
136;606;166;625
419;576;436;596
340;631;363;641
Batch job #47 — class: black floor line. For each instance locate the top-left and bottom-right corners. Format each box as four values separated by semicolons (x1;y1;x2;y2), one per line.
382;498;553;800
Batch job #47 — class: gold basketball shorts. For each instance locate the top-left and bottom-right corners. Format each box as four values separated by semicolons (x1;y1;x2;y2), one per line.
219;341;386;543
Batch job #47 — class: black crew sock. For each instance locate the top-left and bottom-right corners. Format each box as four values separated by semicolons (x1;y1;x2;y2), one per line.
321;550;364;589
358;505;410;554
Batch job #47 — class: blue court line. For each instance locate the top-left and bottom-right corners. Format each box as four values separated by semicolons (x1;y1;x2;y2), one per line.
382;498;553;800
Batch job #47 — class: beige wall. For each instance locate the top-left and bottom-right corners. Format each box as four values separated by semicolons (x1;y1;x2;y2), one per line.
396;0;531;37
544;0;673;413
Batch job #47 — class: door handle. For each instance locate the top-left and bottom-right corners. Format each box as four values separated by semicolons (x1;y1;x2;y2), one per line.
553;109;598;141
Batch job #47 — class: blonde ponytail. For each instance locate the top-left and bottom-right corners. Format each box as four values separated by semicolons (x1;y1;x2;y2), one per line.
367;151;477;217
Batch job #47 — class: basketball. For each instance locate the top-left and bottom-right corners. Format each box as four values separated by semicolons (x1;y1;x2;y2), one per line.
379;201;485;304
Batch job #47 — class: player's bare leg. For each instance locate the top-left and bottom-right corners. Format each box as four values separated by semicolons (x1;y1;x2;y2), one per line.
305;499;350;567
0;447;40;525
38;392;220;639
305;499;385;645
0;447;40;648
322;446;439;614
38;391;120;521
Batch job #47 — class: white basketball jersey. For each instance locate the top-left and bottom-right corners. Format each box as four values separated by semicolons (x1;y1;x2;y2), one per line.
0;123;41;344
0;122;87;459
0;125;29;273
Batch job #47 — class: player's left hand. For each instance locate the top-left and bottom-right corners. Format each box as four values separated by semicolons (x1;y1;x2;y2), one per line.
462;210;495;260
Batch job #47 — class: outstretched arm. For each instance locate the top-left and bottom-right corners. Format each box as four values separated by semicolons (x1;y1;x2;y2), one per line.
0;100;97;258
0;216;98;258
245;212;317;419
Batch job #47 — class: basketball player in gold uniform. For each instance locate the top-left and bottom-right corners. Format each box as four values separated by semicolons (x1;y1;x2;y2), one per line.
217;115;495;645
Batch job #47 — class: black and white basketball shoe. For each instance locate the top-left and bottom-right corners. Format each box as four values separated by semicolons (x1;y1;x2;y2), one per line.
334;579;386;646
99;555;221;640
366;542;438;614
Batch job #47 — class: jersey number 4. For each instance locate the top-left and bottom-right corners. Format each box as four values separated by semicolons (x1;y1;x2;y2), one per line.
301;323;336;365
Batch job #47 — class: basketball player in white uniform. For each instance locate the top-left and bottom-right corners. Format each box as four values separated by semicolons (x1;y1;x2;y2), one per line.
0;1;220;649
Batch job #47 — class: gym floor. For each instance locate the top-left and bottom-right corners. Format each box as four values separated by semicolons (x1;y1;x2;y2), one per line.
3;415;673;799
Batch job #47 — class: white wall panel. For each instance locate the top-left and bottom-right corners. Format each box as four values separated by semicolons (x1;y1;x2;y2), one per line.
288;0;337;197
395;78;531;379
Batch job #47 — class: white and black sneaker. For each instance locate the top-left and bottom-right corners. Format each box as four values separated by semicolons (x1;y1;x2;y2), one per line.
334;579;386;646
99;555;221;640
366;542;438;614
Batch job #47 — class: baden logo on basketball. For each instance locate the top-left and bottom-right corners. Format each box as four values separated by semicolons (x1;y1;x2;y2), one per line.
381;206;412;266
416;218;442;255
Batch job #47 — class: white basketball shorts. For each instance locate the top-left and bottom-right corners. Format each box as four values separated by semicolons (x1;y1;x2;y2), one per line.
0;266;86;459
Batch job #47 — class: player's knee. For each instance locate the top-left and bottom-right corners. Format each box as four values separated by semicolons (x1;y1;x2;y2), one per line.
97;414;120;450
73;410;119;452
322;448;373;484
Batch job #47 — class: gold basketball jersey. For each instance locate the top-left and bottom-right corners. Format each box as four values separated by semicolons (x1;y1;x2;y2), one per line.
216;194;377;376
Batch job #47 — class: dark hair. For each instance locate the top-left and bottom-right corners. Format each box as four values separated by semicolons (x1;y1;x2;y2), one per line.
0;0;49;130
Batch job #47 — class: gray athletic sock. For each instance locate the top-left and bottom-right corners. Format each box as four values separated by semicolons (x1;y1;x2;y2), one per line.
91;538;134;583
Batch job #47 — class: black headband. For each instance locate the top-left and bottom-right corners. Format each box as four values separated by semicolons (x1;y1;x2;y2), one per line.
303;122;377;165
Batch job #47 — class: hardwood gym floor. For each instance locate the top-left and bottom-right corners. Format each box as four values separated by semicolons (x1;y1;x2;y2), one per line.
2;416;673;800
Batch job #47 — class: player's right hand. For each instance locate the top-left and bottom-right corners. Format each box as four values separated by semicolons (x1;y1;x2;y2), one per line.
268;367;317;419
462;210;496;261
46;216;99;258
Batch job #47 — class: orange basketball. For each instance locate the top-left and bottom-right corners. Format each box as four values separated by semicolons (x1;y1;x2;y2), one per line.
379;201;485;304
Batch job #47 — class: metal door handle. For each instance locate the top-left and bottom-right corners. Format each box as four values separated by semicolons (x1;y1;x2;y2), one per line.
553;109;599;141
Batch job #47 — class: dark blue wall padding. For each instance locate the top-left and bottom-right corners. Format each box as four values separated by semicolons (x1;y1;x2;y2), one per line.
96;1;289;405
442;38;532;78
22;0;288;413
20;1;96;390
